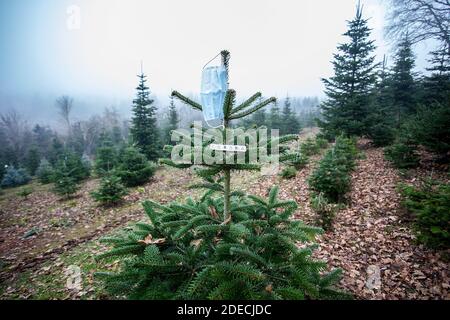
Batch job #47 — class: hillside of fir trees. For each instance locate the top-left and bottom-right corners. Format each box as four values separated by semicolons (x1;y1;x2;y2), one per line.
0;0;448;303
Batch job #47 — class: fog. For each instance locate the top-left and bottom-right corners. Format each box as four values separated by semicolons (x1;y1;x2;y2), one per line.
0;0;436;125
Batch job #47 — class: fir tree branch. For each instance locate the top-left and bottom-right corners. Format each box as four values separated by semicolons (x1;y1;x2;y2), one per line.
231;92;262;115
223;89;236;118
229;97;276;120
159;158;193;169
172;91;203;111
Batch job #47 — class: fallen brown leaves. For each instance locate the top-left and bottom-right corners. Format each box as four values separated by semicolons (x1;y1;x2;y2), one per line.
313;141;449;300
241;138;449;299
138;234;166;245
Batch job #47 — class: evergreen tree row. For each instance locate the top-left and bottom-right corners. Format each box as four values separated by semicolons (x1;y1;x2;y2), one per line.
318;4;449;168
240;96;302;135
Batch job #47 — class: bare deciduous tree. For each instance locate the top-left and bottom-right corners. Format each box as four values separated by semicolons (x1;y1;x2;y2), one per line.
103;107;120;128
0;109;23;144
81;115;103;155
386;0;450;54
56;95;74;133
0;109;30;163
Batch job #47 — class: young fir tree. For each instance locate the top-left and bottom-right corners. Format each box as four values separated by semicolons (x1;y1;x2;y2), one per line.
48;137;64;166
268;102;283;131
91;174;128;206
403;47;450;158
308;136;358;203
25;147;40;176
421;47;450;106
36;158;54;184
94;137;118;176
68;122;86;156
32;124;54;158
406;102;450;158
281;96;301;135
252;109;267;127
318;4;377;138
111;125;124;147
49;150;90;195
130;72;160;161
163;96;180;146
391;35;417;126
367;56;396;146
52;157;80;199
0;161;6;183
115;146;156;187
96;51;348;300
57;150;90;182
1;166;31;188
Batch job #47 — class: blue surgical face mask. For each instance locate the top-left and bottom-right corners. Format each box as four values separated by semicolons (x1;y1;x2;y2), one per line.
201;65;228;127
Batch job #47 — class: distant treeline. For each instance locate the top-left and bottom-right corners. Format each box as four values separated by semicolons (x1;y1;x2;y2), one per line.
0;89;319;181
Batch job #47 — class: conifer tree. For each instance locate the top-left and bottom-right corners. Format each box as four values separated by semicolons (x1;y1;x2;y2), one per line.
163;96;180;146
1;166;31;188
410;46;450;157
242;107;267;129
318;4;377;138
32;124;54;158
68;122;86;156
48;137;64;166
36;158;54;184
407;102;450;158
281;96;301;135
94;138;118;176
367;56;396;146
96;51;347;300
309;136;358;203
391;35;417;126
115;146;156;187
91;174;127;206
241;96;269;128
421;47;450;106
111;126;124;146
25;147;40;176
0;162;5;183
52;158;80;199
130;72;160;161
55;150;90;183
252;109;267;127
268;102;282;131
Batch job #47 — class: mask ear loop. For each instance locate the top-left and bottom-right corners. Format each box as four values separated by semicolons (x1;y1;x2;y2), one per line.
202;52;226;129
202;52;222;70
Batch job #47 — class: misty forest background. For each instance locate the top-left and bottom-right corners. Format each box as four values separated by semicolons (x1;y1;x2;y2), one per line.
0;0;449;300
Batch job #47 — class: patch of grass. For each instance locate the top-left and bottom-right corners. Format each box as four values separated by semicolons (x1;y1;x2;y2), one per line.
3;215;30;228
17;186;33;199
0;265;65;300
0;239;114;300
65;199;78;208
49;217;73;228
136;187;145;194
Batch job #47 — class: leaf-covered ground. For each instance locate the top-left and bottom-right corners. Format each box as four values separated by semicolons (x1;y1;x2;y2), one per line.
0;131;448;300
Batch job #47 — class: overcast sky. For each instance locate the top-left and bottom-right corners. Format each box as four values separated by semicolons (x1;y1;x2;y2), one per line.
0;0;435;105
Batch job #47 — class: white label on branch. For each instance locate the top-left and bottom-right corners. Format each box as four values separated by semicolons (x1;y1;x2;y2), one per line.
210;144;247;152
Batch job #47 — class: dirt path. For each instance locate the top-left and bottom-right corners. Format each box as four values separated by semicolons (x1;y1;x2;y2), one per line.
237;139;449;299
313;142;449;299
